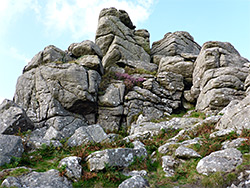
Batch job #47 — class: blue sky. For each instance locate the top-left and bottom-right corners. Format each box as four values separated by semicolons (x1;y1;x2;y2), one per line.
0;0;249;103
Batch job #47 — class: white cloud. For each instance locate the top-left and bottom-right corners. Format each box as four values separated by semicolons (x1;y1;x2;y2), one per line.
0;0;157;41
0;0;41;38
42;0;157;40
9;47;31;63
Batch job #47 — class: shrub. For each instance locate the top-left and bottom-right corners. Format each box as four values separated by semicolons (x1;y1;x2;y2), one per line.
115;72;145;91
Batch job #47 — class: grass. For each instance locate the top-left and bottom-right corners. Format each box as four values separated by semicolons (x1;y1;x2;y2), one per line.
189;111;206;120
124;66;157;76
1;109;250;188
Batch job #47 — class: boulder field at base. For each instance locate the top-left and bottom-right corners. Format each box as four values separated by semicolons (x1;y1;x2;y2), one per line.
0;7;250;188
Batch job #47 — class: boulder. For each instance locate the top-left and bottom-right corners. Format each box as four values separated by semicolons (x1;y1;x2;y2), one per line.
15;62;98;123
58;156;82;181
0;99;34;134
196;148;242;175
86;145;147;171
68;40;103;58
191;41;249;113
23;45;73;72
95;7;154;71
14;45;102;140
175;146;201;159
1;169;72;188
180;137;202;146
0;135;24;166
216;94;250;132
98;81;125;107
157;72;184;93
158;56;194;86
151;31;201;58
76;55;103;75
152;31;200;103
118;175;149;188
222;138;247;149
67;124;108;147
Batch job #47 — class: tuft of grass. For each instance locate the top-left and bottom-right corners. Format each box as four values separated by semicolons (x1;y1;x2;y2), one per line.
189;111;206;119
124;66;157;76
201;172;225;188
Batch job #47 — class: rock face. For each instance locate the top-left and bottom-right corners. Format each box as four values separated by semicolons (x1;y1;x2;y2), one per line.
191;41;249;114
196;148;242;175
97;81;125;131
68;40;103;59
95;7;155;72
1;7;250;188
1;169;72;188
0;135;24;166
0;99;34;134
95;7;158;130
151;31;201;111
216;94;250;132
13;44;102;142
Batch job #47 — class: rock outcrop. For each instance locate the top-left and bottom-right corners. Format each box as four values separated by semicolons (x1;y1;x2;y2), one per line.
95;7;155;72
191;41;249;114
152;31;201;108
0;6;250;188
13;43;103;143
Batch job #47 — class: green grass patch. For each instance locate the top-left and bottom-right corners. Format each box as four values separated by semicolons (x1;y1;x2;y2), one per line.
124;66;157;76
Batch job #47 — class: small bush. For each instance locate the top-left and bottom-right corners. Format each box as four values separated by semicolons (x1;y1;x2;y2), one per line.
115;72;145;91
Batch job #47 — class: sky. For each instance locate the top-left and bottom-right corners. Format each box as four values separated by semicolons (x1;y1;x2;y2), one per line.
0;0;250;104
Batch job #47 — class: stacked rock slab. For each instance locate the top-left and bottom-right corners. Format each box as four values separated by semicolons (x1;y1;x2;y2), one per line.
13;41;103;143
151;31;201;109
190;41;249;114
95;7;154;71
216;73;250;132
95;7;157;130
